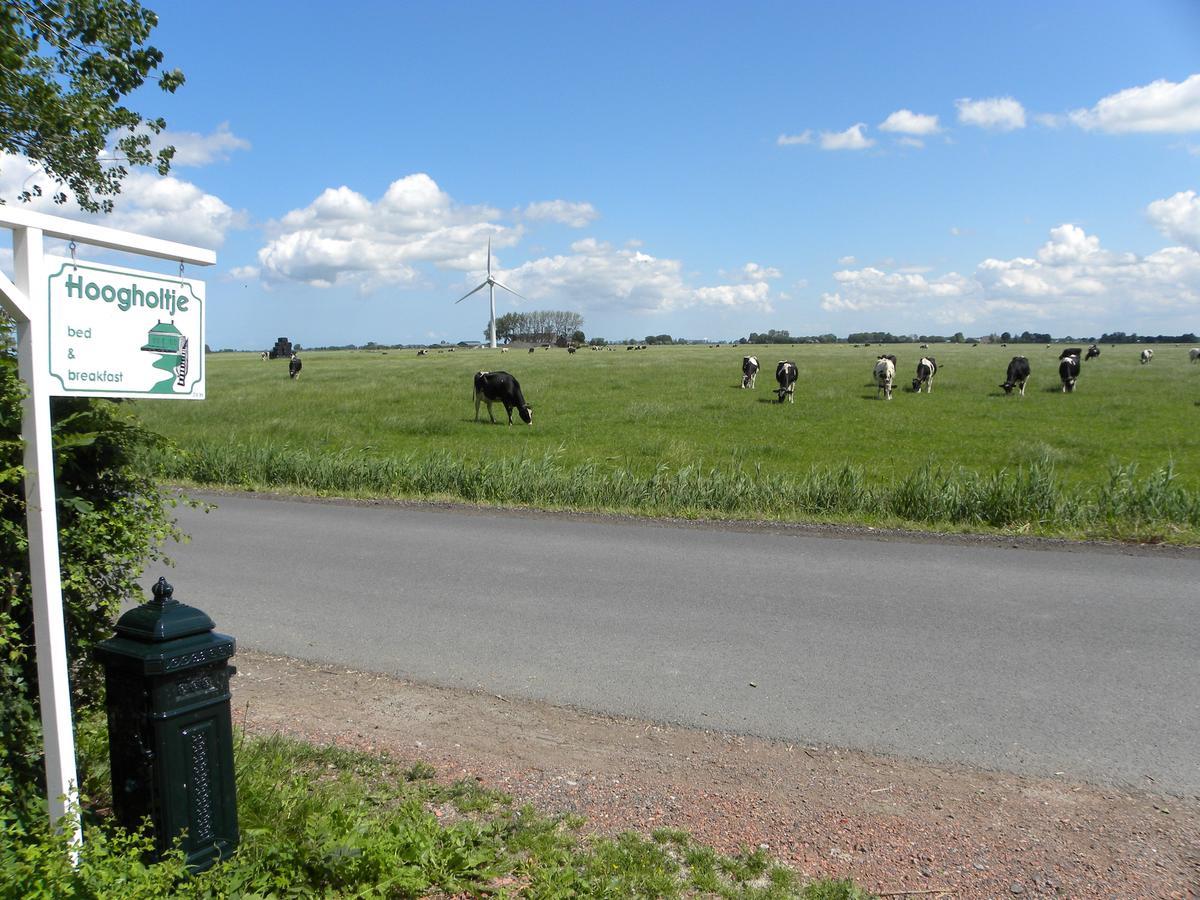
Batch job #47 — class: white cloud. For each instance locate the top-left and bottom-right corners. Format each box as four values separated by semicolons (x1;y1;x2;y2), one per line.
955;97;1026;131
777;131;813;146
742;262;781;282
897;136;925;149
0;151;244;248
523;199;599;227
1069;73;1200;133
837;255;857;266
820;124;875;150
152;122;250;166
259;176;777;312
498;239;775;315
258;173;515;290
821;222;1200;325
879;109;940;135
1147;190;1200;250
107;171;246;247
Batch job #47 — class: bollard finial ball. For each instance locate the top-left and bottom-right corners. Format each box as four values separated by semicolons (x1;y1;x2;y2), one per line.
151;577;175;606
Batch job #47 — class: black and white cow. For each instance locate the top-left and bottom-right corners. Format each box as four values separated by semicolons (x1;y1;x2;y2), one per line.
288;353;302;379
1189;347;1200;363
1059;347;1082;361
1059;353;1080;393
1085;344;1100;361
874;356;896;400
1140;348;1154;364
774;361;797;403
911;356;937;393
1000;356;1031;396
473;371;533;425
741;355;759;389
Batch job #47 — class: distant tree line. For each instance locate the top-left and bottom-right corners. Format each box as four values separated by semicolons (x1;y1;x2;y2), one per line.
994;331;1052;343
492;311;584;343
1097;331;1198;344
243;326;1199;354
741;329;840;344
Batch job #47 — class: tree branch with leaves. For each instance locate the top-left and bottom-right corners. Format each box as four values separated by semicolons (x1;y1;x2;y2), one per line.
0;0;183;213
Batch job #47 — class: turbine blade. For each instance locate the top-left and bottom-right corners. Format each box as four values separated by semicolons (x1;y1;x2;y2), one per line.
492;279;526;300
454;281;489;303
487;237;492;275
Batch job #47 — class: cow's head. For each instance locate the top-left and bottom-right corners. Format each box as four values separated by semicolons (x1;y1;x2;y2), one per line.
1000;381;1016;394
518;405;533;425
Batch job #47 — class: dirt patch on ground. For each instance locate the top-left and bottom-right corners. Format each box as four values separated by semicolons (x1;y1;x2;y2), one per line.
233;650;1199;898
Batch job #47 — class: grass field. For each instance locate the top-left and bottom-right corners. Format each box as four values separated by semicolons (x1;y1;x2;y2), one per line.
131;342;1200;541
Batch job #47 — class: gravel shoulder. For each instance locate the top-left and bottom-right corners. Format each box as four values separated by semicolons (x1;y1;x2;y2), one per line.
232;650;1199;898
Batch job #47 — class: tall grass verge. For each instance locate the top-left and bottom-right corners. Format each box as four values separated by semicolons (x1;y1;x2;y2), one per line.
147;442;1200;541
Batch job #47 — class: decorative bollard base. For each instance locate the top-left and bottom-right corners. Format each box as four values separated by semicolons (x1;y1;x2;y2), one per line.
95;577;238;870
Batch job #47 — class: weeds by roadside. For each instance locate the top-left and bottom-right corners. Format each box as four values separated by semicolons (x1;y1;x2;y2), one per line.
2;725;872;898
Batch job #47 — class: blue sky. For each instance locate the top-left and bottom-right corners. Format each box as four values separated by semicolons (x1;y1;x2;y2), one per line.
4;0;1200;346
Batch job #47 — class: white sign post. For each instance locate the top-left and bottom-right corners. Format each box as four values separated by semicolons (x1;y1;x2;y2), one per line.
0;207;214;850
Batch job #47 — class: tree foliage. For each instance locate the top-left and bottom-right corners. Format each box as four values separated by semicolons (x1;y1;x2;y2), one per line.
0;0;184;212
488;310;583;343
0;314;185;822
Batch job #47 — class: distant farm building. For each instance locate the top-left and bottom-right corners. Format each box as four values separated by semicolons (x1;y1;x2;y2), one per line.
268;336;293;359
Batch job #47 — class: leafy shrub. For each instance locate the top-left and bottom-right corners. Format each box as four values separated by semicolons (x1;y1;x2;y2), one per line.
0;317;186;822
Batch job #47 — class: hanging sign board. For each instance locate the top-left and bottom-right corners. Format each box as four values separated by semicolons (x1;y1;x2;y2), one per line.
45;256;205;399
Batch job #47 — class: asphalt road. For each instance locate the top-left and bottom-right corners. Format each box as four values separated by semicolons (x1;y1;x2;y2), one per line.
156;493;1200;796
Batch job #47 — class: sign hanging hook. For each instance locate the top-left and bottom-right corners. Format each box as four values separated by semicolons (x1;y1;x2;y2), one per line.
69;241;77;269
179;260;185;285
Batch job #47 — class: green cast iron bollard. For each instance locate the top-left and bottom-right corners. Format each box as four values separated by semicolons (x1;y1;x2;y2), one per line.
94;576;239;870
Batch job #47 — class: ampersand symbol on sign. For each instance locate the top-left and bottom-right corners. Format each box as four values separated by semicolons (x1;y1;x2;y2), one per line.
68;348;75;359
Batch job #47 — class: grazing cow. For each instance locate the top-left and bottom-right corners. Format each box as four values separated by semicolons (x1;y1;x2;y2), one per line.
417;349;428;356
874;356;896;400
741;355;759;389
528;347;535;353
1000;356;1031;396
260;351;268;361
1059;353;1080;392
911;356;938;393
920;343;929;349
288;353;302;379
1189;347;1200;363
473;371;533;425
1085;344;1100;361
1140;348;1154;364
774;361;797;403
567;346;576;354
1059;347;1082;361
499;347;508;353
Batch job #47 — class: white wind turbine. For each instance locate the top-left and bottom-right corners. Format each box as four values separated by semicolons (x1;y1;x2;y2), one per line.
454;238;525;348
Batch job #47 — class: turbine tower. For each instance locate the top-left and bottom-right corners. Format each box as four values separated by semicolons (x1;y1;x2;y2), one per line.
454;238;525;348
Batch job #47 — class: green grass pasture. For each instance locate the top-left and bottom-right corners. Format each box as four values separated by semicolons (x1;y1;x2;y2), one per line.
133;343;1200;540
